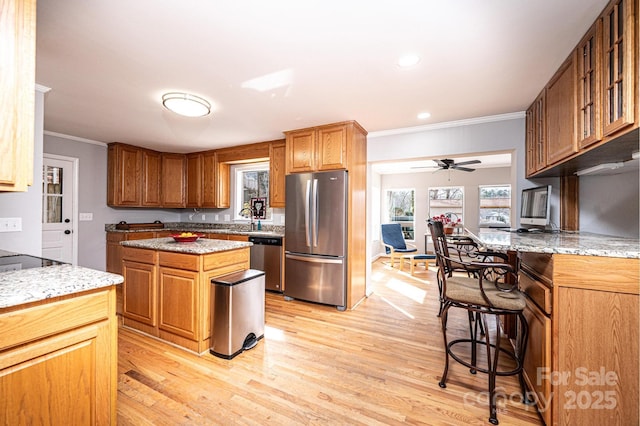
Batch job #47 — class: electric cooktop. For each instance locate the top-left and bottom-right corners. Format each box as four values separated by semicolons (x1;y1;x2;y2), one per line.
0;255;66;273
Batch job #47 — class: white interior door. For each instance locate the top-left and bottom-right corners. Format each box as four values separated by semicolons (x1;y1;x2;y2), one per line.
42;155;77;264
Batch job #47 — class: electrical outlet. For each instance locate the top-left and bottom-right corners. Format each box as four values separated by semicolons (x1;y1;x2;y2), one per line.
224;214;230;221
201;214;206;220
280;216;285;224
215;214;219;221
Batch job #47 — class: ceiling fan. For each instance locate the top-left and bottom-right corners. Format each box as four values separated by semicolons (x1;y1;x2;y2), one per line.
413;158;481;172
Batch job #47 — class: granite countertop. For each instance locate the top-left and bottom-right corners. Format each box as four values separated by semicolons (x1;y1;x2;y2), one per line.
0;263;124;309
105;222;284;238
469;229;640;258
121;237;252;254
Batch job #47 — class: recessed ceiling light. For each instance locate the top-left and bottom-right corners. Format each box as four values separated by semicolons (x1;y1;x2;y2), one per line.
397;54;420;68
162;92;211;117
417;112;431;119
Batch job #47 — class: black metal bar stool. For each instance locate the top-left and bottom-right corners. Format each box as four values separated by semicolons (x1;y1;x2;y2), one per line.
428;221;530;425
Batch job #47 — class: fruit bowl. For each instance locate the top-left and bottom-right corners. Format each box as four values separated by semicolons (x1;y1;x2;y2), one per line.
171;233;202;243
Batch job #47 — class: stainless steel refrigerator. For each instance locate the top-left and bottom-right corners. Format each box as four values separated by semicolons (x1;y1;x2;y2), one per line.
284;170;347;309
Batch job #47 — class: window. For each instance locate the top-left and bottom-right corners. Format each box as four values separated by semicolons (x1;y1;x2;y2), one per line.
385;189;414;240
234;162;270;220
428;187;464;223
479;185;511;227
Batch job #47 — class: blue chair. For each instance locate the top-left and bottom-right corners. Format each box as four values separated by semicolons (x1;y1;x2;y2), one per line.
381;223;417;267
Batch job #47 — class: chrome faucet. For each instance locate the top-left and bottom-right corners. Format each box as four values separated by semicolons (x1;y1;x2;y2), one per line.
240;206;256;231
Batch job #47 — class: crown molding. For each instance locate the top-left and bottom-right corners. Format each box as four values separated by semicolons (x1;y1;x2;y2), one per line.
44;131;107;147
368;112;525;138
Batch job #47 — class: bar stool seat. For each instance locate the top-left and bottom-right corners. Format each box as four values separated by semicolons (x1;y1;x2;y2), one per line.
400;254;436;275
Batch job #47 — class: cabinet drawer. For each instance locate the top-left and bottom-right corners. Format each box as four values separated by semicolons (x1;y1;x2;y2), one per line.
126;232;156;240
122;246;157;264
519;270;552;315
159;252;200;272
519;252;553;285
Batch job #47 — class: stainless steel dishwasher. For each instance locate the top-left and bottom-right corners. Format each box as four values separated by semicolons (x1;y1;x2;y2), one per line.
248;236;283;292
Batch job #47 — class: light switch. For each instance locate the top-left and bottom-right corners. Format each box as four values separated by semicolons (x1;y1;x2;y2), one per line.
79;213;93;221
224;214;230;221
0;217;22;232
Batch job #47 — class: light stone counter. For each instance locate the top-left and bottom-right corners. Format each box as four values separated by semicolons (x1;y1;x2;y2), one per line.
0;264;124;309
121;237;252;254
469;229;640;258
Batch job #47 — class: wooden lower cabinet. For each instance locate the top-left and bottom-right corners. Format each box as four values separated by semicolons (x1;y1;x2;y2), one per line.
121;245;249;353
0;288;117;424
518;252;639;425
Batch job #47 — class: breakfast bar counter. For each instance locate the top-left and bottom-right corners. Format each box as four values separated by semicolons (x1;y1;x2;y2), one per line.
460;229;639;425
469;229;640;258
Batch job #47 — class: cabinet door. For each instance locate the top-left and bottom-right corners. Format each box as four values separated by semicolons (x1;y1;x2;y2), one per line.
317;124;348;170
109;144;142;206
158;267;199;340
0;0;36;192
521;297;552;426
161;153;186;208
286;129;316;173
186;153;203;207
122;260;157;326
142;149;162;206
525;92;547;176
0;321;113;425
202;151;217;207
269;141;286;207
602;0;636;136
576;21;603;149
546;56;577;165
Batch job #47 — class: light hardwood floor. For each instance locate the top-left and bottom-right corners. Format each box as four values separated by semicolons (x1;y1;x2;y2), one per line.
117;259;543;425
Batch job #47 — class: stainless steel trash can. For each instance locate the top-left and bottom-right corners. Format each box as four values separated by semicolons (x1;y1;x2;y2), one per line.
210;269;265;359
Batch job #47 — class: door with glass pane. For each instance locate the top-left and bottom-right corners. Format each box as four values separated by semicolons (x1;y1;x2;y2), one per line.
42;156;75;263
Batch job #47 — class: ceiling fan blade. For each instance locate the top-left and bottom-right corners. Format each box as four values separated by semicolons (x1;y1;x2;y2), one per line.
454;160;481;166
451;165;476;172
434;159;449;168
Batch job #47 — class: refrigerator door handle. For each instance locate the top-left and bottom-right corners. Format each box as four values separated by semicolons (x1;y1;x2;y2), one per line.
312;178;319;247
304;179;311;247
285;253;343;264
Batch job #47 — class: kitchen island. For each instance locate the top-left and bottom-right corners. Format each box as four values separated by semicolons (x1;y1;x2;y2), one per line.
0;251;123;425
120;237;252;353
467;230;639;426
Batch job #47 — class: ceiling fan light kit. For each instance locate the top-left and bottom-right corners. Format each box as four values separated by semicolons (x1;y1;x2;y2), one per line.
162;92;211;117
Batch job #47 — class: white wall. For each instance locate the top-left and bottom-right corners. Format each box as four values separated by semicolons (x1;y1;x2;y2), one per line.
0;89;45;256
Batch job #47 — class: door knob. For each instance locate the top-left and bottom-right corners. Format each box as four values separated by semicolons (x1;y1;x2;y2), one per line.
64;230;71;235
64;218;70;223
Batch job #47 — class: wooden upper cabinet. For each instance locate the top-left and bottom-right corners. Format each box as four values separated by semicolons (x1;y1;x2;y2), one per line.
602;0;636;136
317;124;348;171
285;121;366;174
269;141;286;207
525;91;546;177
161;153;186;208
0;0;36;192
546;55;577;166
107;143;142;206
186;153;203;208
108;143;163;207
202;151;217;208
576;21;603;149
285;129;316;173
141;150;162;206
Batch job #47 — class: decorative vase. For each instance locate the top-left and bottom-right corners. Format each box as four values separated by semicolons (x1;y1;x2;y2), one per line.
444;226;455;235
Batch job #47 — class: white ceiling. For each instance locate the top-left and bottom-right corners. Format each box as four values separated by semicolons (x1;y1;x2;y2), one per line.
36;0;609;154
371;153;512;174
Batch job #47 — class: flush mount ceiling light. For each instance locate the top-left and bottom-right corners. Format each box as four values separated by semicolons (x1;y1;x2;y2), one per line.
162;92;211;117
417;112;431;120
